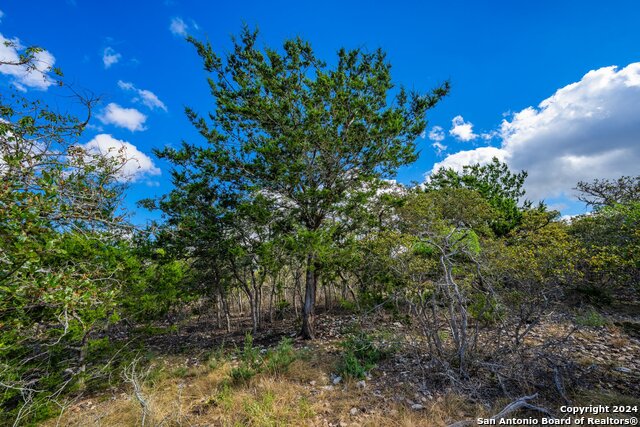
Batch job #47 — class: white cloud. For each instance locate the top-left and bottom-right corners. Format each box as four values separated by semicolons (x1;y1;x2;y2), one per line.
428;63;640;203
0;10;5;23
428;125;445;142
432;141;447;154
83;134;160;182
480;130;498;140
117;80;167;111
169;17;188;36
430;146;506;175
117;80;134;91
427;126;447;154
102;46;121;69
97;103;147;132
449;115;478;141
0;34;55;90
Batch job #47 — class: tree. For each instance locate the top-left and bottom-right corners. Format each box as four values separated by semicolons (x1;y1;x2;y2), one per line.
575;175;640;208
155;27;449;338
0;47;132;424
571;176;640;298
426;157;530;236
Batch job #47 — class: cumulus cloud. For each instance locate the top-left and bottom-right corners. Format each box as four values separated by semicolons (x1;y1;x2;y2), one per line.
428;63;640;203
430;146;506;174
83;134;160;182
117;80;167;111
169;17;188;36
0;34;56;90
102;46;121;69
449;115;477;141
97;103;147;131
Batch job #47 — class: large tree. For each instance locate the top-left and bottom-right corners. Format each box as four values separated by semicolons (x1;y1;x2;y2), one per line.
156;27;448;338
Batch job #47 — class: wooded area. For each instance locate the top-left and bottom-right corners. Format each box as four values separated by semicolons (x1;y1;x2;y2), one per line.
1;29;639;426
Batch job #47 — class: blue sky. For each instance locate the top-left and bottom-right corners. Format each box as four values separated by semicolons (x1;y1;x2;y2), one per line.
2;0;640;223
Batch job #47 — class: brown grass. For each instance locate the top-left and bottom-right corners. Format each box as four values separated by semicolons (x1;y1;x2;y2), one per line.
46;349;491;427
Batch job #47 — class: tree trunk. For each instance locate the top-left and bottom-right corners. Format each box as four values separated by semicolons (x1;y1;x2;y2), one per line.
269;277;276;323
323;279;330;311
220;289;231;333
301;254;318;339
214;294;221;329
237;291;243;315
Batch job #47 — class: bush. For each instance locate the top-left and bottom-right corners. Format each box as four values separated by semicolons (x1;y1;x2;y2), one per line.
337;332;391;379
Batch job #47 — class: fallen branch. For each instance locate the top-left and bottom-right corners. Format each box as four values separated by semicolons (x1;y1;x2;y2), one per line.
122;359;151;427
447;393;554;427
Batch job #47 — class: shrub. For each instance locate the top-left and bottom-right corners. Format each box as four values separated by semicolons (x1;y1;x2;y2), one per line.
337;332;391;379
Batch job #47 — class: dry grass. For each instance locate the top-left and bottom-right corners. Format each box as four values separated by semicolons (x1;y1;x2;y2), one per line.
44;315;640;426
46;348;491;427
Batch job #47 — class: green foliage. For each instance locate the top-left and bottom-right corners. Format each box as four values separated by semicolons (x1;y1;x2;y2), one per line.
148;25;449;338
338;298;358;312
413;241;435;257
450;228;481;256
337;351;369;380
490;209;578;290
206;345;227;371
0;55;138;424
468;293;505;325
230;334;297;384
426;157;530;235
120;254;190;322
570;201;640;294
575;309;608;328
337;332;391;379
264;338;296;375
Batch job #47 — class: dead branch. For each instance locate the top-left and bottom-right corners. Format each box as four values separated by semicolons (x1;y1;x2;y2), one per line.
447;393;555;427
122;359;151;426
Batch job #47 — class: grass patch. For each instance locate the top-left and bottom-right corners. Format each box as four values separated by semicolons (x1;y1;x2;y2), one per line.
336;331;394;379
229;333;299;385
576;308;609;327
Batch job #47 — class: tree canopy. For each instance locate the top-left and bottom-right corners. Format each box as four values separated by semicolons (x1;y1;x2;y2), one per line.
151;27;450;338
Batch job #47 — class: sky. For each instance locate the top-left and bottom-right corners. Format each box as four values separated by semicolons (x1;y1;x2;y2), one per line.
1;0;639;224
